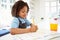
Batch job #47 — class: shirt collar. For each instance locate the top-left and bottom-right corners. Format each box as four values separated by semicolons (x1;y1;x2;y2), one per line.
18;17;26;23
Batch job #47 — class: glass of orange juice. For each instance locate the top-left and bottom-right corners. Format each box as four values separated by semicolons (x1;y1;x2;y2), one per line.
50;23;58;31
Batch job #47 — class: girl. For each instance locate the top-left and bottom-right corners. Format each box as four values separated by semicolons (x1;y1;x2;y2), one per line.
10;0;38;35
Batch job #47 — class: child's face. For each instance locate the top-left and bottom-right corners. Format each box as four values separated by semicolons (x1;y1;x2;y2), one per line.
18;6;28;19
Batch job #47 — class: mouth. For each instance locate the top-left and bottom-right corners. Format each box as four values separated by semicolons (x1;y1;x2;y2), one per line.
23;15;26;17
22;15;26;18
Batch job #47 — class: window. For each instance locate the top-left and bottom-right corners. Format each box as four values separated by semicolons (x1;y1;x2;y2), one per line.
0;0;16;26
10;0;15;3
51;2;56;7
2;0;7;3
44;0;59;18
1;4;7;9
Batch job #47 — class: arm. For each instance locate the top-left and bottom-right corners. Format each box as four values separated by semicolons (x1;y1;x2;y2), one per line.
10;24;38;35
10;28;31;35
10;18;38;35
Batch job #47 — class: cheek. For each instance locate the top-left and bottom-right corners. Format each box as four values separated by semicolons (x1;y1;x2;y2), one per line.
19;13;22;16
19;11;27;17
19;12;22;15
19;13;24;17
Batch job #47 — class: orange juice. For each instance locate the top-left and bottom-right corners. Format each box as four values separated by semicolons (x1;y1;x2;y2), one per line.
50;23;58;31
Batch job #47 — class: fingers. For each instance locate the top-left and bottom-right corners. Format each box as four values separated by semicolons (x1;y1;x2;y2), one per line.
30;25;38;32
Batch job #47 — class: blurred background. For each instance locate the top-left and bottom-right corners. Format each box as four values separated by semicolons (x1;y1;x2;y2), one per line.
0;0;60;31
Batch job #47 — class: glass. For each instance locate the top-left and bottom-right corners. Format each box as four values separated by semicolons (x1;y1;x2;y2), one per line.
50;23;58;31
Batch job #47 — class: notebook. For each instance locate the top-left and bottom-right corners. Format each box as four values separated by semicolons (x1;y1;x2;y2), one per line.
0;29;10;37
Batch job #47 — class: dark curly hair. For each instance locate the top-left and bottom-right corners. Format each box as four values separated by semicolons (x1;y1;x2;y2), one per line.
11;1;29;17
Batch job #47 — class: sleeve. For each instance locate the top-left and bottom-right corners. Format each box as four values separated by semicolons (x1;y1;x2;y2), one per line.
25;19;31;26
11;18;19;28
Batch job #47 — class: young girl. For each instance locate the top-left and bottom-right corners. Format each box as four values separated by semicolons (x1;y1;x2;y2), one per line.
10;0;38;35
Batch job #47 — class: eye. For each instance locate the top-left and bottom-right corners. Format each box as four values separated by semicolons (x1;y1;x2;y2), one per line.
22;11;25;13
22;11;27;13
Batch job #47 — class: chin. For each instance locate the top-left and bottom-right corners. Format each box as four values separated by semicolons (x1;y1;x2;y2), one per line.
22;17;26;19
22;16;26;19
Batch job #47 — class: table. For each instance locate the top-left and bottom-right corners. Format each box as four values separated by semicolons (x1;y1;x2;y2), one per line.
0;20;60;40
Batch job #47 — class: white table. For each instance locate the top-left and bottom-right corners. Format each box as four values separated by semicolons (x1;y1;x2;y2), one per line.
0;20;60;40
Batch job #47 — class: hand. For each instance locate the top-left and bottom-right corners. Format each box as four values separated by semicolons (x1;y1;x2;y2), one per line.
10;28;16;35
30;25;38;32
